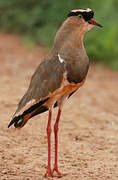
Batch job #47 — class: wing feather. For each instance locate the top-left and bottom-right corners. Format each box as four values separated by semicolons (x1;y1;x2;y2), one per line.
18;56;64;111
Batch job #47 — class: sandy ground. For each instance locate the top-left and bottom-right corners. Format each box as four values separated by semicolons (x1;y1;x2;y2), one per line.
0;33;118;180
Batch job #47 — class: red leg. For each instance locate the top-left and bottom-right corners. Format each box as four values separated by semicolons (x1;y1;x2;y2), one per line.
44;109;53;177
52;108;62;177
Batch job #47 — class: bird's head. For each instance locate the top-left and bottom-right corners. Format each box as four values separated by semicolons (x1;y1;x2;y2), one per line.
68;8;103;32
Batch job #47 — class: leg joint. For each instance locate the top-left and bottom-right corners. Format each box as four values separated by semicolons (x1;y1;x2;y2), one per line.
54;123;59;133
47;126;52;134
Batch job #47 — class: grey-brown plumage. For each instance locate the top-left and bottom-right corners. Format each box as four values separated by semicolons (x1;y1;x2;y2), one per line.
8;8;102;130
8;8;102;177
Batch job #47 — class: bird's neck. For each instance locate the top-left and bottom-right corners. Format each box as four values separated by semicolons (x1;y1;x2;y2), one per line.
51;17;86;54
49;18;89;84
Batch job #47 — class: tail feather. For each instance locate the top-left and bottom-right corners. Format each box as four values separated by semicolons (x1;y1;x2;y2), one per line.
8;98;51;129
8;97;50;129
8;115;23;128
8;114;31;128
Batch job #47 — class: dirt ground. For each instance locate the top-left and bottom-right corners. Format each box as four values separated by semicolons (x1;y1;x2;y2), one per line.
0;33;118;180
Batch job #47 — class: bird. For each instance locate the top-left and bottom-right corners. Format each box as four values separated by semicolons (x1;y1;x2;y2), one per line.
8;8;102;177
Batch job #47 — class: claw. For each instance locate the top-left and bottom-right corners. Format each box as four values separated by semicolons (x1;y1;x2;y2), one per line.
44;169;53;178
52;167;63;177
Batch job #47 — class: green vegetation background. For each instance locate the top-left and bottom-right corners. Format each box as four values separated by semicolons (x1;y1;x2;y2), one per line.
0;0;118;69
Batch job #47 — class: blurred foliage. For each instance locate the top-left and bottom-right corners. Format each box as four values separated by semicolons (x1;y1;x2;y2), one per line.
0;0;118;69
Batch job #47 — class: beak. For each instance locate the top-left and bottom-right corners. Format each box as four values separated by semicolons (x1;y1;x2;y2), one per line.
88;19;103;28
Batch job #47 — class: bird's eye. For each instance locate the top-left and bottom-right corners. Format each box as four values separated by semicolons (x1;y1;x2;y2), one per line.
78;14;83;18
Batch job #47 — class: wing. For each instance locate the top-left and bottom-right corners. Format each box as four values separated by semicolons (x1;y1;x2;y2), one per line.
8;55;65;128
19;56;65;110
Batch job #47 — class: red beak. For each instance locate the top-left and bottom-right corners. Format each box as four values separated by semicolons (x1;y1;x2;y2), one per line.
88;19;103;28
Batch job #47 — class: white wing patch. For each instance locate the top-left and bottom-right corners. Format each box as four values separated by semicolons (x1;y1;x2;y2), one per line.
58;54;64;63
15;99;36;117
57;53;67;78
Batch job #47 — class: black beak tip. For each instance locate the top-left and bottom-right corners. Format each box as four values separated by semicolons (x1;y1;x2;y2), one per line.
98;24;103;28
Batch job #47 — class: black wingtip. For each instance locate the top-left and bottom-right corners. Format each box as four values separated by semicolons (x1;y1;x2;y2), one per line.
8;116;22;128
8;97;50;128
8;118;16;128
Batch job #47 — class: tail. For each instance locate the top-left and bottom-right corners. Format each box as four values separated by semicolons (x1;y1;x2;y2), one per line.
8;98;49;129
8;114;30;128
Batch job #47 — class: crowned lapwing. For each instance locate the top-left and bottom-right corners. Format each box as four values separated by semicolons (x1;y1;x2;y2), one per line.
8;8;102;177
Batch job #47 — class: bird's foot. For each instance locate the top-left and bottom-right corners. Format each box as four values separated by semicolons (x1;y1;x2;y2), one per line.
44;168;53;178
52;167;64;177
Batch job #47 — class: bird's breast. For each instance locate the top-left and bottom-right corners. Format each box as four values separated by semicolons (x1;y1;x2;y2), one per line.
59;46;89;84
44;75;85;108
